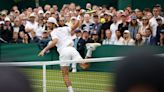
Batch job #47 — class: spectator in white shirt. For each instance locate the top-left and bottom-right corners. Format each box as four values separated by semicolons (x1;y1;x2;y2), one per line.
35;17;46;39
25;13;38;39
102;30;114;45
149;7;164;37
110;15;119;43
123;30;135;45
114;30;124;45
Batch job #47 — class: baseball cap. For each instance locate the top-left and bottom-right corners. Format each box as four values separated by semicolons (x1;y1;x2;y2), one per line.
4;17;10;22
142;16;148;20
0;21;4;24
134;8;140;12
47;17;58;26
124;30;130;33
38;10;44;14
131;16;137;20
29;13;36;18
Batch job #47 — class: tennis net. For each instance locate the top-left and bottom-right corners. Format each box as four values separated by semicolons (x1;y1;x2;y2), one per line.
0;55;155;92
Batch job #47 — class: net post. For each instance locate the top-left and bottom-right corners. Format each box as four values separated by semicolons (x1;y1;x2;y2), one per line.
43;64;46;92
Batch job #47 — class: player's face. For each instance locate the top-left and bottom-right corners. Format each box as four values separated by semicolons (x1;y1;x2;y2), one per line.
47;22;54;30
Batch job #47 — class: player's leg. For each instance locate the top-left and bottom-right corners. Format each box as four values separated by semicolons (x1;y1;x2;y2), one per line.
60;48;74;92
61;66;73;92
71;47;89;69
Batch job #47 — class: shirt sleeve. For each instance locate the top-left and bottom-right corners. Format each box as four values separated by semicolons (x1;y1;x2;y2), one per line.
50;30;58;40
25;22;31;30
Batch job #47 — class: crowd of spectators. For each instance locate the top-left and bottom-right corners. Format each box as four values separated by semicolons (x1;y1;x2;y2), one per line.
0;3;164;51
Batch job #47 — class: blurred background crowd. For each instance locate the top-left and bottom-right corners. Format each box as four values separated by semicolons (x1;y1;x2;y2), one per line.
0;3;164;50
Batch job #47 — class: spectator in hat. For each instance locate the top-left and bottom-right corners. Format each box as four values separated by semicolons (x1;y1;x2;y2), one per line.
37;10;44;18
100;12;113;39
149;7;164;37
123;30;135;45
91;30;102;44
144;28;156;45
82;31;94;43
118;13;129;36
72;29;86;72
92;14;102;39
128;15;140;40
73;29;86;58
138;16;150;39
160;29;164;46
1;17;14;43
156;18;164;45
25;13;38;39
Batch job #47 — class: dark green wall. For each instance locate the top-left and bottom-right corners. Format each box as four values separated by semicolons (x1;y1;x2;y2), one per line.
118;0;164;10
39;0;118;9
1;0;164;11
1;44;164;72
0;0;117;11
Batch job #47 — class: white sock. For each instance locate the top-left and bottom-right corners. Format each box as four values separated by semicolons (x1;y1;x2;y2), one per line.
72;63;77;72
68;86;74;92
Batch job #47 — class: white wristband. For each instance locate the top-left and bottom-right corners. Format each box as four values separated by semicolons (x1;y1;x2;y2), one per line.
77;15;81;20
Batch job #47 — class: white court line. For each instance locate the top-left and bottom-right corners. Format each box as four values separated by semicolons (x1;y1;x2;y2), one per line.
32;85;111;92
27;75;110;82
30;79;109;86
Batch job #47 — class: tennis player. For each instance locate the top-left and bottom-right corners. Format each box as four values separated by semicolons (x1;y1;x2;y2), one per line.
38;16;82;92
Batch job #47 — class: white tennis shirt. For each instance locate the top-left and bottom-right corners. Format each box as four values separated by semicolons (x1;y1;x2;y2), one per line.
50;26;74;54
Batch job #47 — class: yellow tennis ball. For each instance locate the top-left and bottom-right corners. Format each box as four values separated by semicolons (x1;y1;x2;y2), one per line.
100;18;106;23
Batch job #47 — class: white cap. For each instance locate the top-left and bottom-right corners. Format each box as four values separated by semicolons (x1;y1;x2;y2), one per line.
4;17;10;21
29;13;36;17
124;30;130;33
38;10;44;14
47;17;58;26
134;9;140;12
118;10;124;13
71;16;77;20
0;21;4;24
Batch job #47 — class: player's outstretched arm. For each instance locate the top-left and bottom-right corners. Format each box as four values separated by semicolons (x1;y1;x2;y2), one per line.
38;38;58;56
70;15;81;32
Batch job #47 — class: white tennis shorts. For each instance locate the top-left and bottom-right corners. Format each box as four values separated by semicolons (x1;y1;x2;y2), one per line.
59;46;82;66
